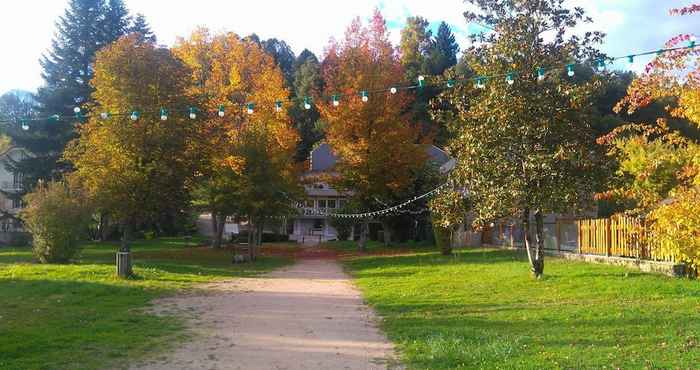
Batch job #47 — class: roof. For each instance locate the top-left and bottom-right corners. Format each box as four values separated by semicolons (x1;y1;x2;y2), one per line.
308;143;452;173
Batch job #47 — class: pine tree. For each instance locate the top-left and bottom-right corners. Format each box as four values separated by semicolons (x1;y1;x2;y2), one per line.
102;0;130;42
8;0;131;191
290;49;323;160
130;13;157;43
429;22;459;75
399;16;433;82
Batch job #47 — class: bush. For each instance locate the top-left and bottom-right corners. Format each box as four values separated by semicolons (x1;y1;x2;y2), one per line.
21;180;93;263
650;187;700;269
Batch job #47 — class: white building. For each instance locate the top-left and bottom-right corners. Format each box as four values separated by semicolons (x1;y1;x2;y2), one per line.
287;143;452;243
0;146;29;241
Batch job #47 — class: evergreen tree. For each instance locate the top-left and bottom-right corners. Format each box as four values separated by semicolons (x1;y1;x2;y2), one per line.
261;38;295;87
290;50;323;160
428;22;459;75
101;0;130;42
8;0;131;191
130;13;157;43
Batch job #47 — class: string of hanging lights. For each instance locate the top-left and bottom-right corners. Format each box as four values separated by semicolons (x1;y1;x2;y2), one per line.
2;41;697;129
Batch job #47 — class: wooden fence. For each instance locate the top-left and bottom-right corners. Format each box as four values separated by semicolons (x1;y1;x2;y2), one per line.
576;216;676;262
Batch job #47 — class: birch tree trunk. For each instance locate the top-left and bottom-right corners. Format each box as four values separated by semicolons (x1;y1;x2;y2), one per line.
532;209;545;278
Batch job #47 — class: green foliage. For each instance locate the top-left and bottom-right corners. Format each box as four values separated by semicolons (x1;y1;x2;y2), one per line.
21;180;92;263
344;248;700;369
435;0;608;225
130;13;157;43
0;237;292;370
329;204;359;241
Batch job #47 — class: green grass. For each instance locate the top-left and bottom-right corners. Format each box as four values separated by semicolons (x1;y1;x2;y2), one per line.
342;247;700;369
324;239;436;254
0;238;292;370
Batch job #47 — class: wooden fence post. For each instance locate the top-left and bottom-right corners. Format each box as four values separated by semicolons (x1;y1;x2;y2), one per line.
555;218;561;252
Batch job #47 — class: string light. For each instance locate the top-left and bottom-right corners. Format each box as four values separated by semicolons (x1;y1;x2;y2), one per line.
160;108;168;121
246;103;254;115
596;59;606;72
4;44;698;125
218;104;225;117
332;95;340;107
537;67;545;81
21;121;29;131
566;64;575;77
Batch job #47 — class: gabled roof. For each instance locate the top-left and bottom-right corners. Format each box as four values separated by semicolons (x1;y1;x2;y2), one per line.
307;142;452;173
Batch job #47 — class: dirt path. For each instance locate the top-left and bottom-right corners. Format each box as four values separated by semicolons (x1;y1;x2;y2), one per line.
131;257;401;370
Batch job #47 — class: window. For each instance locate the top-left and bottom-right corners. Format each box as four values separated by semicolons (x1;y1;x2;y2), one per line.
12;172;22;190
317;199;327;208
327;199;337;209
11;198;22;209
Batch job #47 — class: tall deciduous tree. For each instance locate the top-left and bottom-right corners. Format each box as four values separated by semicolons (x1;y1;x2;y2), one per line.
9;0;133;192
173;29;301;253
64;35;195;276
319;11;427;250
399;16;433;82
433;0;607;277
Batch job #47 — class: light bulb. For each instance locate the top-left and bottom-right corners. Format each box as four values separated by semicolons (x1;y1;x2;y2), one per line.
160;114;167;121
537;67;545;81
506;73;514;85
390;87;397;94
689;35;697;48
446;80;454;88
304;103;311;110
218;105;225;117
247;103;254;115
160;108;167;121
100;112;109;120
361;91;368;102
130;112;139;121
73;107;81;113
627;55;634;64
21;123;29;131
332;95;339;107
417;75;425;87
596;60;606;72
189;112;196;119
275;101;282;112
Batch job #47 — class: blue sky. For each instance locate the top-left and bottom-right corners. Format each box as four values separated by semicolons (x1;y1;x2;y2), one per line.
0;0;696;94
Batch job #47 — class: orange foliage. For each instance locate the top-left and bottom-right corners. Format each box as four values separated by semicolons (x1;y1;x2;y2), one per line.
318;11;427;204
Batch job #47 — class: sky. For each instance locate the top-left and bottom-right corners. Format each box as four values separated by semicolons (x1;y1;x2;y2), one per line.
0;0;696;94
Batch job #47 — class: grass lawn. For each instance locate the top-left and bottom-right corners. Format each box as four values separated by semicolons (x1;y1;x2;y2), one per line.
0;238;293;370
341;247;700;369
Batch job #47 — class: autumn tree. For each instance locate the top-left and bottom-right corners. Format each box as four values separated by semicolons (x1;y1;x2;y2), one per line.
601;5;700;267
319;11;427;250
433;0;608;277
173;29;301;253
65;34;195;276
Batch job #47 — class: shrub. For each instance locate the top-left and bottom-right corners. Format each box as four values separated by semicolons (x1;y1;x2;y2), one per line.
21;180;93;263
650;187;700;269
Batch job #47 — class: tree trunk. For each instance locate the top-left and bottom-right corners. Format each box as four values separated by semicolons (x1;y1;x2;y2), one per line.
97;212;108;241
211;213;225;249
117;223;133;278
358;220;368;252
440;227;453;256
381;220;391;246
523;208;544;278
533;210;545;278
